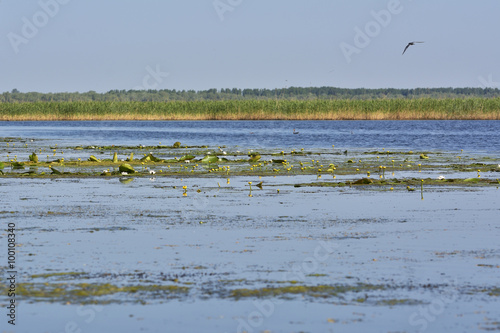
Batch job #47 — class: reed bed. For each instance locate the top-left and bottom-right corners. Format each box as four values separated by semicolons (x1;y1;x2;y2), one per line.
1;98;500;121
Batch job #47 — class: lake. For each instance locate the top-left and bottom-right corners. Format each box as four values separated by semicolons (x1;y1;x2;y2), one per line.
1;120;500;152
1;120;499;333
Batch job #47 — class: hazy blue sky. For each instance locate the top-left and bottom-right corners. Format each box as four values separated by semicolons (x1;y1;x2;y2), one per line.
1;0;499;93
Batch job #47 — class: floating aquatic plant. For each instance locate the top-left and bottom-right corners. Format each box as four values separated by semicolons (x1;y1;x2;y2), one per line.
201;155;219;164
119;164;136;174
12;162;25;170
248;152;261;163
29;152;39;163
179;155;195;162
50;166;62;175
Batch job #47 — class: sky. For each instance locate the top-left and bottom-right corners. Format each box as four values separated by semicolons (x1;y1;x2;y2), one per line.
1;0;499;93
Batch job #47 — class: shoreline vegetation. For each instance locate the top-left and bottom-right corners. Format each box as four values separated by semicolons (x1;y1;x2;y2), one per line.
1;98;500;121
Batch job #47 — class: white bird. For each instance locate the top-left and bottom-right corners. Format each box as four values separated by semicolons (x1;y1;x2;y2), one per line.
438;175;445;180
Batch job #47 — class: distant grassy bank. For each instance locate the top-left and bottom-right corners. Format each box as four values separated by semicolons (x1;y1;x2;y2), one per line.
1;98;500;120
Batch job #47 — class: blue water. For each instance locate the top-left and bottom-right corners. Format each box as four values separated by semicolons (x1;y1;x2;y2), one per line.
2;120;500;333
1;120;499;153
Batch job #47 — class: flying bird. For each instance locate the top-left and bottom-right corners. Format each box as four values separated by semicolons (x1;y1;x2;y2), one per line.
402;41;424;55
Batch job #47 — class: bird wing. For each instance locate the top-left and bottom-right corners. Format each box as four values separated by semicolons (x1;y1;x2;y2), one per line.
402;43;411;55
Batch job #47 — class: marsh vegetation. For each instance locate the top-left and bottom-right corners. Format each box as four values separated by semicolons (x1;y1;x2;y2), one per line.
1;98;500;120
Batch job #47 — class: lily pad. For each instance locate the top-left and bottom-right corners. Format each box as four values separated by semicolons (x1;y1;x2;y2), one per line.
141;154;163;162
201;155;219;164
248;154;261;163
179;155;195;162
51;167;62;175
119;164;136;174
12;162;25;170
29;152;39;163
353;178;373;185
420;154;429;159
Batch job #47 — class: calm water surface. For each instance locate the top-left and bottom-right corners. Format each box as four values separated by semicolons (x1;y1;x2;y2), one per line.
1;120;500;333
1;120;499;152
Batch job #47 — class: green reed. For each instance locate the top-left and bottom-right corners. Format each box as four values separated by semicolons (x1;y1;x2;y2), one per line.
1;98;499;120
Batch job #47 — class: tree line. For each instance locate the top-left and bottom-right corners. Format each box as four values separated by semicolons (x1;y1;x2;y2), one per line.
2;87;500;103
